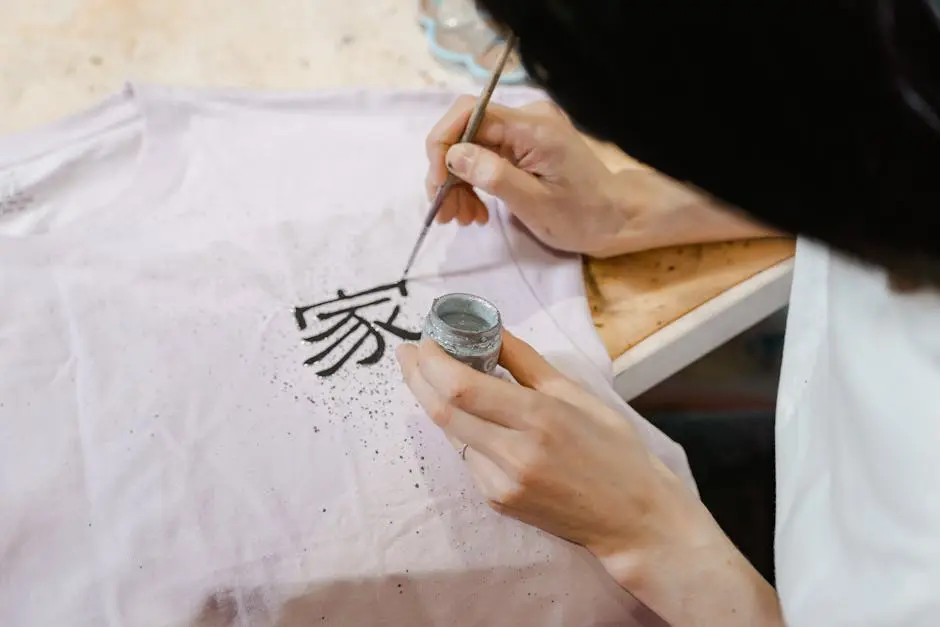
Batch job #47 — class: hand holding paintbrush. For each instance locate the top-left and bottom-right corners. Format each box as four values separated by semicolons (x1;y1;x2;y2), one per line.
401;33;518;279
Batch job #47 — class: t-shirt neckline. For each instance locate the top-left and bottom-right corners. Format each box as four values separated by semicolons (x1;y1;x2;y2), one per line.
0;82;181;245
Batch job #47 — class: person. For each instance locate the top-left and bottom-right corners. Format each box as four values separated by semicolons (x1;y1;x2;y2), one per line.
396;1;940;625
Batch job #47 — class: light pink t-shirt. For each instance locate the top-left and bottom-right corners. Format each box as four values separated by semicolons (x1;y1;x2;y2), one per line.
0;84;693;627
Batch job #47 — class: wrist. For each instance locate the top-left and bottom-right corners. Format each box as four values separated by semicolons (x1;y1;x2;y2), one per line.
592;168;704;257
593;489;725;589
593;169;780;257
595;509;783;627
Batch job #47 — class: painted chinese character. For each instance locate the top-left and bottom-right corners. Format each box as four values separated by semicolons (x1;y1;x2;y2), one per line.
294;279;421;377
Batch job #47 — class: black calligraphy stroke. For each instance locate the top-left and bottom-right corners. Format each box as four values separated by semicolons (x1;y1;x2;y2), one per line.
294;279;421;377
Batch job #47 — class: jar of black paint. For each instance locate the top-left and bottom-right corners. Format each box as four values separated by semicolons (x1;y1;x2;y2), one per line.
422;293;502;374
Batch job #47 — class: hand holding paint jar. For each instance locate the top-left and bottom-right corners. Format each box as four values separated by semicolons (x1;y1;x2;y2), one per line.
396;316;714;620
421;292;502;374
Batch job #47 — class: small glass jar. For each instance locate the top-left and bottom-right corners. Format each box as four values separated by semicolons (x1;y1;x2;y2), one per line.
422;293;502;374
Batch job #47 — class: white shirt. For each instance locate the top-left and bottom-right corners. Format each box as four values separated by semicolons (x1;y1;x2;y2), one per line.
0;85;690;626
776;239;940;625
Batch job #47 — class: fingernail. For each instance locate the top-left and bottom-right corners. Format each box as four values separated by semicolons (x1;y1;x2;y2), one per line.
445;144;472;176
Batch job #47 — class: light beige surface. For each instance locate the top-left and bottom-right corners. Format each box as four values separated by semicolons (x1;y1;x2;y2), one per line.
0;0;794;359
0;0;476;135
586;239;795;359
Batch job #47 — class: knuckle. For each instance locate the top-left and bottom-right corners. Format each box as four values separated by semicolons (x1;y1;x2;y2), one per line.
531;424;556;450
520;395;557;432
536;374;573;399
514;466;540;493
486;497;511;515
522;391;548;416
440;376;474;409
500;482;528;509
472;153;507;189
512;438;550;489
427;400;455;428
490;481;525;510
425;125;448;157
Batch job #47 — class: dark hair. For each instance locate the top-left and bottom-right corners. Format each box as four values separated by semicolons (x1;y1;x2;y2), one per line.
478;0;940;286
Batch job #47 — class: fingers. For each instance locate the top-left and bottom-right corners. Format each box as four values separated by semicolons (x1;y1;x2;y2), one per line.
425;96;547;211
423;177;489;226
425;96;512;186
425;96;563;172
444;144;544;207
454;185;478;226
474;201;489;225
413;339;541;430
498;330;570;395
429;185;487;226
396;343;511;457
500;330;620;419
430;183;462;224
463;446;519;504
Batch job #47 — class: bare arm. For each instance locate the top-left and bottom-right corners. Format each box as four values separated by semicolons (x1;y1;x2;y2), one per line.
398;331;786;627
592;168;783;258
604;526;785;626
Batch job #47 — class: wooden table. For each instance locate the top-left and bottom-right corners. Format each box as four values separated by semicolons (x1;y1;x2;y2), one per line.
0;0;795;398
582;142;795;397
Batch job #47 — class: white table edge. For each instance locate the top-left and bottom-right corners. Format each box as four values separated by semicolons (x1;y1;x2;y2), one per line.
611;257;795;401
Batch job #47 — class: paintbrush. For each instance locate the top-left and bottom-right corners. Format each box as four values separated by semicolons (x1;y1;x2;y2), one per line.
401;33;518;280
